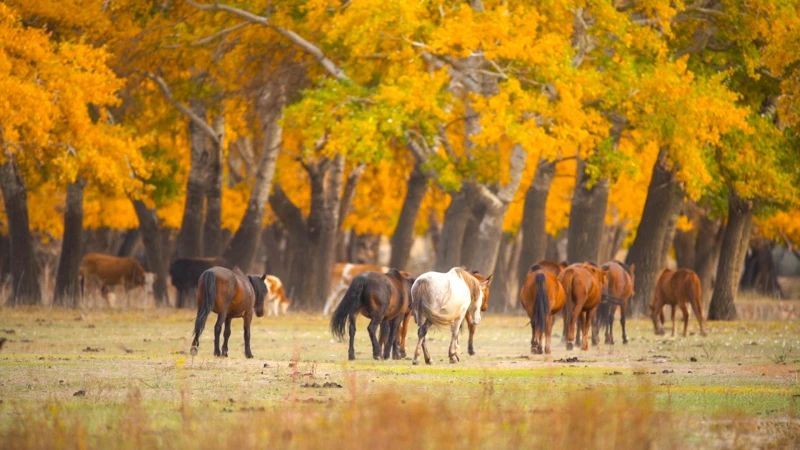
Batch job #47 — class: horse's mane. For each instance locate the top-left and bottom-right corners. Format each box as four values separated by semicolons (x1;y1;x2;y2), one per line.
247;275;268;308
453;267;481;304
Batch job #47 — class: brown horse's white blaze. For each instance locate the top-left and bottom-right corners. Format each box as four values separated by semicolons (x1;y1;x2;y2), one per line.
519;261;566;355
190;267;268;359
651;268;706;337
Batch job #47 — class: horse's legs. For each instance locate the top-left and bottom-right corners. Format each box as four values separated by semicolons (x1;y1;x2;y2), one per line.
584;307;598;351
530;319;539;354
670;305;677;337
379;321;390;359
398;313;411;358
390;316;404;360
567;298;584;351
348;315;357;360
544;314;554;354
680;302;689;337
243;314;253;359
367;316;382;360
605;305;616;345
413;319;431;365
621;304;629;344
221;317;232;357
213;313;225;357
466;313;477;356
382;319;397;360
449;317;464;363
591;305;601;346
690;297;707;337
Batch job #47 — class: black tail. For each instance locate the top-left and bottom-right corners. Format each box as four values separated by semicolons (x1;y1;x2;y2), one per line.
533;273;549;334
190;270;216;355
331;276;366;340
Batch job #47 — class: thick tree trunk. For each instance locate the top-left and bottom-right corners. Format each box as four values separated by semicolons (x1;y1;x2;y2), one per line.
203;116;225;257
0;159;41;305
116;229;140;257
693;214;722;306
435;188;473;271
0;234;9;283
334;163;366;262
674;228;696;269
54;180;85;307
223;96;283;271
517;159;556;288
661;212;679;268
489;232;519;312
347;232;381;264
175;103;209;259
460;200;486;269
626;150;684;315
310;155;344;309
740;240;783;298
133;200;170;306
389;163;428;270
708;195;753;320
567;159;610;264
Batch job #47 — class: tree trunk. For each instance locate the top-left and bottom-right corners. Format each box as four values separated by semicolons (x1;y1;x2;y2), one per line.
460;200;486;269
0;159;41;305
708;194;753;320
347;232;381;264
203;116;225;257
740;239;783;298
390;164;429;270
334;163;366;262
223;94;283;271
133;200;170;306
625;149;684;315
693;214;722;306
674;228;696;269
660;212;678;269
517;159;556;288
175;102;209;259
435;188;473;271
567;159;609;264
116;228;140;257
489;232;519;312
0;234;10;283
54;180;85;307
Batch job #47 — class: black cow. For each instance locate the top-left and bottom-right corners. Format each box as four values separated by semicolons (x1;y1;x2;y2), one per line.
169;257;224;308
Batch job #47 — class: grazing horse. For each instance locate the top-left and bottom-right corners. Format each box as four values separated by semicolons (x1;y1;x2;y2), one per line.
79;253;147;304
519;261;567;354
264;275;291;316
323;262;389;315
411;268;492;365
169;257;224;308
463;271;493;356
652;268;706;337
330;269;415;360
190;267;268;358
593;261;635;345
559;263;606;351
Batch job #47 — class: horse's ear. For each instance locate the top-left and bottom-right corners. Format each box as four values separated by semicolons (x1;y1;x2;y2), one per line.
483;274;493;285
262;273;269;282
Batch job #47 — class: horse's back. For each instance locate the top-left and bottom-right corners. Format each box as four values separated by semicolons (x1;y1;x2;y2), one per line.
604;261;633;299
671;268;701;302
412;270;470;324
80;252;145;286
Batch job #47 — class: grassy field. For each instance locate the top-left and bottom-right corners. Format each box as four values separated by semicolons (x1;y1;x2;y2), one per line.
0;306;798;449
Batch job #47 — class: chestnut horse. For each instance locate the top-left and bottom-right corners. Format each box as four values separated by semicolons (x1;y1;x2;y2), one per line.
79;252;146;304
411;268;492;365
652;268;706;337
464;271;493;356
559;263;606;351
330;269;415;360
593;261;635;345
190;267;268;358
519;261;566;354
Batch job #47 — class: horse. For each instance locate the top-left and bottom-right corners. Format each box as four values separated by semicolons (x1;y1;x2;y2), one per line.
323;262;389;315
519;261;567;354
464;271;493;355
169;257;224;308
651;268;706;337
593;260;635;345
79;252;147;305
264;275;291;316
190;267;268;358
330;269;415;360
411;268;492;365
559;263;606;351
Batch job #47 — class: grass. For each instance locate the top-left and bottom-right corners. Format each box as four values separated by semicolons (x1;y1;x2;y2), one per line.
0;307;799;449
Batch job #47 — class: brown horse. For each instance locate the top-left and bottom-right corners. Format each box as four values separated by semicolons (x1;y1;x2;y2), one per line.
330;269;415;360
593;261;635;345
464;271;493;356
559;263;606;351
652;268;706;337
79;252;146;304
190;267;268;358
519;261;567;354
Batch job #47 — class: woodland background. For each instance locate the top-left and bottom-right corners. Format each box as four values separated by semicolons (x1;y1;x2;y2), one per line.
1;0;799;319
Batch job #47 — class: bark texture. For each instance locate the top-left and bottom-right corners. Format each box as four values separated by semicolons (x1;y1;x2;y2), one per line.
133;200;170;306
517;159;556;288
389;163;429;270
54;180;85;307
567;158;609;264
708;194;753;320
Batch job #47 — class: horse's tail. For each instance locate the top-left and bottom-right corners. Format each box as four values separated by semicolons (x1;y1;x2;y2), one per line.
562;270;573;329
331;276;366;340
190;270;216;355
533;273;548;333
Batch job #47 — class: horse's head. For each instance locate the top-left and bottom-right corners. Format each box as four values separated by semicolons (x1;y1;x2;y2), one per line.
465;271;493;322
249;274;269;317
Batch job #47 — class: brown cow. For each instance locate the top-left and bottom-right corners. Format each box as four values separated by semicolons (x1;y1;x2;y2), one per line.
80;252;147;305
652;268;706;337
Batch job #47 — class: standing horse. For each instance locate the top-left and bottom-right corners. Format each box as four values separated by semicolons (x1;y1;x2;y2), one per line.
593;261;635;345
519;261;566;354
323;262;389;315
652;268;706;337
264;275;291;316
411;268;492;365
190;267;268;358
330;269;415;360
559;263;606;351
464;271;493;356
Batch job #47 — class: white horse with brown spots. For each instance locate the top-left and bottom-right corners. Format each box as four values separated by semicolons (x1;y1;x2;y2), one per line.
411;267;492;365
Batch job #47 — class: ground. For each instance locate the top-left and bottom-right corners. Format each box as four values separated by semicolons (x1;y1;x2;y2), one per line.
0;306;798;449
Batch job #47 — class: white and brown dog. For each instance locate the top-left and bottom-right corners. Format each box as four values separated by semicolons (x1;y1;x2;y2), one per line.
265;275;291;316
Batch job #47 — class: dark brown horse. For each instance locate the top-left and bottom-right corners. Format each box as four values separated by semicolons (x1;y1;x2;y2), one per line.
593;260;635;345
330;269;415;360
559;263;606;351
652;268;706;337
464;271;493;356
190;267;268;358
519;261;567;354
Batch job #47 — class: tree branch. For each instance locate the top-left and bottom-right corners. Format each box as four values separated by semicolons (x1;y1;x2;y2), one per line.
144;72;220;144
187;0;349;82
269;185;307;233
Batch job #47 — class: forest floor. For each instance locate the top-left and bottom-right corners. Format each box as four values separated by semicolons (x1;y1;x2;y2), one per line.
0;305;798;449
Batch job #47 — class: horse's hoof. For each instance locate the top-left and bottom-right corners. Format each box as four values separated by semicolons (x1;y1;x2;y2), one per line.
190;347;198;356
566;343;574;351
468;349;475;356
245;353;254;359
623;340;629;345
425;359;432;365
348;354;356;361
412;359;420;365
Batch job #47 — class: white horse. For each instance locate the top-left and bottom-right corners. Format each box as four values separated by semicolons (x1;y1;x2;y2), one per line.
264;275;291;316
411;267;492;365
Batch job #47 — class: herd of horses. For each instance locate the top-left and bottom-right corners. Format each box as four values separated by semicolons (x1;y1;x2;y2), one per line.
76;251;707;362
